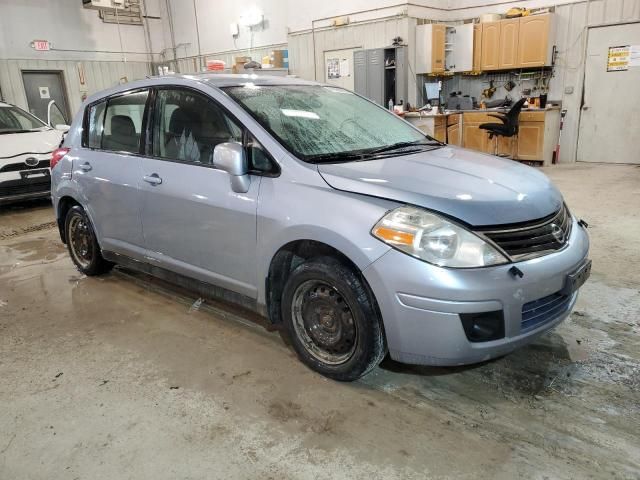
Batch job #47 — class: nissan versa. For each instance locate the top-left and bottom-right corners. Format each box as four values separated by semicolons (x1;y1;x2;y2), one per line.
51;74;591;381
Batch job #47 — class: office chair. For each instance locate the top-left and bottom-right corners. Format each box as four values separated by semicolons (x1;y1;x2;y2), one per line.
479;98;527;157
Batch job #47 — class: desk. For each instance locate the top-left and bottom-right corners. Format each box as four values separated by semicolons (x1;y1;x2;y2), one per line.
403;107;561;165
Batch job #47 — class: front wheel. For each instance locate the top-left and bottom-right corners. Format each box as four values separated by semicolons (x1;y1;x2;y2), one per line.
64;205;113;276
281;257;386;381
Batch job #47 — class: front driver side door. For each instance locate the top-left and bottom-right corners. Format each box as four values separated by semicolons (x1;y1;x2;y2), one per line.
139;87;260;299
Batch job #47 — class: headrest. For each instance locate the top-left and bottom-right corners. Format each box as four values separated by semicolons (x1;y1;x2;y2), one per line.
110;115;135;137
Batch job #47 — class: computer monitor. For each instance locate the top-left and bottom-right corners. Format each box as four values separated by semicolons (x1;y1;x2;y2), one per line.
424;82;440;103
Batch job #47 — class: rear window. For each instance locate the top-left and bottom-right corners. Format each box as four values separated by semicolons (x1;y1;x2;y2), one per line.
86;101;106;148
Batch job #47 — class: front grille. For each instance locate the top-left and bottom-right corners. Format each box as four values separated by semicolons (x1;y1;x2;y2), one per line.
477;205;572;259
521;291;572;332
0;179;50;197
0;159;50;173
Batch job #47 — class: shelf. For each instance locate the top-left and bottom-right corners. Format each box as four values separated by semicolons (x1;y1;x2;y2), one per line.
385;65;396;69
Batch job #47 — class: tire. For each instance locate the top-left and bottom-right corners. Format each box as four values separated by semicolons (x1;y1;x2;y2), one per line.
64;205;113;276
281;256;386;381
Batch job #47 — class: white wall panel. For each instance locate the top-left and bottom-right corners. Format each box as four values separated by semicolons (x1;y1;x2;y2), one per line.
0;0;154;62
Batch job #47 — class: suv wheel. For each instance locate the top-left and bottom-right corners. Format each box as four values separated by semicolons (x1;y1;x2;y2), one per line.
281;257;386;381
65;205;113;276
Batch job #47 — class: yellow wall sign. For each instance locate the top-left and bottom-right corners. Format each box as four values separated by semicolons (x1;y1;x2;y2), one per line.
607;45;630;72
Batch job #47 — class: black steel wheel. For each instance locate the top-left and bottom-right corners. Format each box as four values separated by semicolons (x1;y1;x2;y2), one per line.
64;205;113;276
281;256;386;381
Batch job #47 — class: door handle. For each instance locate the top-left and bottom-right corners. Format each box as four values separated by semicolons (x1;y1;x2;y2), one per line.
143;173;162;186
79;162;92;172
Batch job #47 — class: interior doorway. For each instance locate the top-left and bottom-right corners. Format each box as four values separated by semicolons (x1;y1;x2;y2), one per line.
21;71;71;124
577;22;640;164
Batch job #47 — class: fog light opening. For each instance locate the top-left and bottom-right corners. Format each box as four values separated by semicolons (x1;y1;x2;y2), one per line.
460;310;505;342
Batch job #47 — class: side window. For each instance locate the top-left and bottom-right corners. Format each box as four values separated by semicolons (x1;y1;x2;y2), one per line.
152;89;242;164
102;90;148;154
86;100;106;148
247;134;277;174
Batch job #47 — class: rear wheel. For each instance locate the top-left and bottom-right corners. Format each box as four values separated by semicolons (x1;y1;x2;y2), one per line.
64;205;113;276
281;257;386;381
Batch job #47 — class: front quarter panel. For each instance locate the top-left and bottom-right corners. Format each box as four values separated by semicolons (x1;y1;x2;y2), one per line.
256;172;397;305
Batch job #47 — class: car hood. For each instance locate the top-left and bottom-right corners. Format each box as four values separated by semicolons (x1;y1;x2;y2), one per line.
317;146;563;227
0;129;62;159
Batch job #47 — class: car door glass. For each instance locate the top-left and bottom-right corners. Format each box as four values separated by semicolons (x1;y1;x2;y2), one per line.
102;90;148;154
153;89;242;164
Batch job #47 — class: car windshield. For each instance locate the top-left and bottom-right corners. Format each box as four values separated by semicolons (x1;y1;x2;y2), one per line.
0;105;48;134
223;84;440;163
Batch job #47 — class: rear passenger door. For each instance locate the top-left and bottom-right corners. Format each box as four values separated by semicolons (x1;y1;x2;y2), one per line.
74;89;148;257
139;87;261;299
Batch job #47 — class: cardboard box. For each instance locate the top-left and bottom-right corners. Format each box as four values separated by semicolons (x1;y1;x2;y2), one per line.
271;49;288;68
232;56;251;74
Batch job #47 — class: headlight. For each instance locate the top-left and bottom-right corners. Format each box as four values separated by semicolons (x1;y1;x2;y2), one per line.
372;206;508;268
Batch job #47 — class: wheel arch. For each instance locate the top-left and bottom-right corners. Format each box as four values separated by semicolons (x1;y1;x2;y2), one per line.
56;195;82;244
265;239;383;326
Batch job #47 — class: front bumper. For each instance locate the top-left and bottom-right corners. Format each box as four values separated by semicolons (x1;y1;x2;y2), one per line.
0;170;51;206
363;217;590;366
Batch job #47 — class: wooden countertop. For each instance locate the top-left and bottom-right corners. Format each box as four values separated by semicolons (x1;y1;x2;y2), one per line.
403;106;560;118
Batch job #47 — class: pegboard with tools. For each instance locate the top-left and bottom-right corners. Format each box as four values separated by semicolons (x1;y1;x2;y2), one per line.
439;69;553;106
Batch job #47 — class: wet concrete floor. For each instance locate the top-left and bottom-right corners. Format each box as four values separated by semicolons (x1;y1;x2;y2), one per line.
1;164;639;479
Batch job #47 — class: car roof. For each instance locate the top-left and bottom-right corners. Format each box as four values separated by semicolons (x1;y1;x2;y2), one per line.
0;101;15;108
84;73;322;105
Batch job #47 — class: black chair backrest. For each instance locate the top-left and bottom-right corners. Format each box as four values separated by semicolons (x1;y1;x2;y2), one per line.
504;97;527;131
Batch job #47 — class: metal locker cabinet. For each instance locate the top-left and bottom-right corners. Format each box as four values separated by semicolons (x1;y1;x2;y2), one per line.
353;50;368;98
394;46;407;106
366;48;385;106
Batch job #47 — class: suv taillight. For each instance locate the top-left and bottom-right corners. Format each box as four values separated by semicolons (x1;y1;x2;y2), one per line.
51;147;70;170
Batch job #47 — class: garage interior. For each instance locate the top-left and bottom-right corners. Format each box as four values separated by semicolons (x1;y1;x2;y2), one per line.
1;0;639;479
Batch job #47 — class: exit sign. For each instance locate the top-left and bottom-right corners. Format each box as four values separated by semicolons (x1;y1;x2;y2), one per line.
32;40;50;51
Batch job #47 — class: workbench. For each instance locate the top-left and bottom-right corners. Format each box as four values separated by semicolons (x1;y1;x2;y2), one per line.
403;107;561;165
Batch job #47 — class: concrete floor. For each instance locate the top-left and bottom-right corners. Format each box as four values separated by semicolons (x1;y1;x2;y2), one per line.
1;163;639;479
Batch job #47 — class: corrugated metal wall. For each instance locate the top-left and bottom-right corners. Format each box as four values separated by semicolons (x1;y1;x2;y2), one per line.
0;59;151;118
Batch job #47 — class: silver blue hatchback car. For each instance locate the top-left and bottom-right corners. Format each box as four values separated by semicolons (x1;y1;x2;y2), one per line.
51;74;591;381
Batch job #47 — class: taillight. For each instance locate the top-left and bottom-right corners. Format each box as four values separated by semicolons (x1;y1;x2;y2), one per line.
51;147;70;170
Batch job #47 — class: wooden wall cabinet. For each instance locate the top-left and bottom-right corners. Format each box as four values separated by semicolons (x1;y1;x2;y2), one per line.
517;14;554;67
445;24;474;72
498;18;519;69
472;24;482;71
416;24;446;74
478;14;554;72
480;22;500;70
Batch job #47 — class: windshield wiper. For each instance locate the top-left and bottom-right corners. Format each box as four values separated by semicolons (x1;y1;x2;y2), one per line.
305;151;370;164
305;139;444;164
365;139;443;155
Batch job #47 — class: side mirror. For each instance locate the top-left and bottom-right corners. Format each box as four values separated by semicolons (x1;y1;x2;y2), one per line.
55;124;71;133
213;142;250;193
